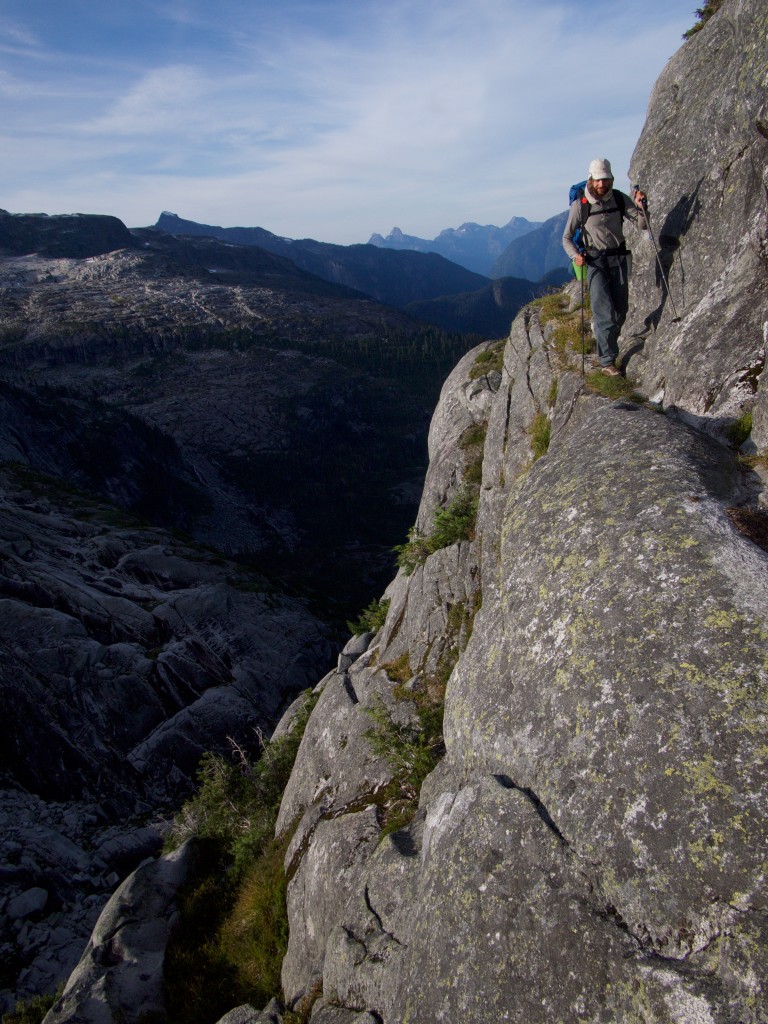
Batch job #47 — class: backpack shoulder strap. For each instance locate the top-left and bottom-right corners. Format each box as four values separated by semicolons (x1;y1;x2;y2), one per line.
577;191;590;229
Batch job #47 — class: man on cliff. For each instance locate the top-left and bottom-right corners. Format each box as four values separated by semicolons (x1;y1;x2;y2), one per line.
562;158;647;376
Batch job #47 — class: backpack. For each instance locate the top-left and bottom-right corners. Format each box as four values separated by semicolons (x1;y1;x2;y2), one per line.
569;180;626;253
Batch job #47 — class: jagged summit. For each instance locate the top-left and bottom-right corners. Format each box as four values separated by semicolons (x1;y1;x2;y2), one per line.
368;216;543;276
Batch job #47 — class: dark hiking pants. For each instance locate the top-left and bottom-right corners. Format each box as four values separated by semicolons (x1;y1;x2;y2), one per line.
587;254;630;367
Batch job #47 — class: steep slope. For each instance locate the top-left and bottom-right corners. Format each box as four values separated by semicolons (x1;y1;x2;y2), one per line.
0;210;133;258
404;275;545;338
0;463;333;1007
490;209;571;281
623;0;768;443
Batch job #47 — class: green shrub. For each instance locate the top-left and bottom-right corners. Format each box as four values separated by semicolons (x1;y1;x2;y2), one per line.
459;422;488;450
459;422;487;487
584;370;638;401
551;317;593;358
528;412;551;461
364;695;445;835
726;409;753;447
365;698;441;787
216;835;290;1004
163;841;240;1024
382;651;412;684
394;527;432;575
395;484;479;575
2;992;59;1024
347;597;390;636
164;691;318;1024
683;1;724;38
430;485;478;549
394;414;485;576
363;591;479;840
530;292;569;319
531;290;593;365
739;450;768;470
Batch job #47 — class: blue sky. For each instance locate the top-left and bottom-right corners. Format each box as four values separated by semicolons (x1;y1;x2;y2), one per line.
1;1;694;244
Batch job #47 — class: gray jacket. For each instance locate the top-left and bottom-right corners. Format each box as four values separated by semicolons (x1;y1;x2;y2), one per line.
562;184;648;261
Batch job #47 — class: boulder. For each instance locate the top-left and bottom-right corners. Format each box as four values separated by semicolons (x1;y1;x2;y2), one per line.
7;887;48;921
42;844;192;1024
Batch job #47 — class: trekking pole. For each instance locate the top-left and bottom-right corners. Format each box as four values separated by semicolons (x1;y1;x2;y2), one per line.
641;198;681;323
580;268;585;376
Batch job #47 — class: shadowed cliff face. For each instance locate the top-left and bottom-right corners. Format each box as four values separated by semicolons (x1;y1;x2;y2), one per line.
623;0;768;442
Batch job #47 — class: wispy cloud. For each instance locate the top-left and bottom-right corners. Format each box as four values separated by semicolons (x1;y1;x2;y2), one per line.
0;16;42;51
0;0;693;241
83;65;211;135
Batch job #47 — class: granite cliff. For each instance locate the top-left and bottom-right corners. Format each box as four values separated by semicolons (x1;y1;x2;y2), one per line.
267;3;768;1019
26;0;768;1020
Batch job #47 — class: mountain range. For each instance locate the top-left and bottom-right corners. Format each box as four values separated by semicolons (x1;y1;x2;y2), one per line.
154;211;557;336
367;217;542;276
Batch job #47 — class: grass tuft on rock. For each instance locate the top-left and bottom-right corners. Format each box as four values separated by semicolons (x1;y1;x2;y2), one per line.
527;412;552;461
584;370;639;401
726;409;752;447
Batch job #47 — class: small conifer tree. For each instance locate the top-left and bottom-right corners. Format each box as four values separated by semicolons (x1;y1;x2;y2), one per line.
683;1;724;38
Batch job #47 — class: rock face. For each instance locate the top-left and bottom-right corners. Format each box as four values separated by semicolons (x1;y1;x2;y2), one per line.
622;0;768;443
42;843;192;1024
277;331;768;1023
274;3;768;1020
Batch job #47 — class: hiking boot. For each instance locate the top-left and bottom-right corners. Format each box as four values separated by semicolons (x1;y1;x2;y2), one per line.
601;365;621;377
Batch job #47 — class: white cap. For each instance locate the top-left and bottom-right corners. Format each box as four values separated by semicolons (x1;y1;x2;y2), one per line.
588;158;613;180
